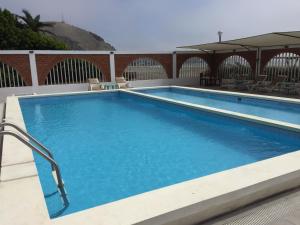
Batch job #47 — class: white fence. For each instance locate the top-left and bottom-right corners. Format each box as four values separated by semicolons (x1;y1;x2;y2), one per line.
123;57;168;81
0;62;26;88
217;55;252;80
0;51;202;101
179;57;210;78
263;52;300;82
45;58;104;85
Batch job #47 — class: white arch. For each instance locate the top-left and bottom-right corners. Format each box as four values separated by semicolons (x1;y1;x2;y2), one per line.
179;57;210;78
263;52;300;82
0;61;26;88
217;55;252;79
45;58;103;85
122;57;168;81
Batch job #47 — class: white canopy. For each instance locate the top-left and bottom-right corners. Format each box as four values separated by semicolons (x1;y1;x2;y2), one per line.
179;31;300;52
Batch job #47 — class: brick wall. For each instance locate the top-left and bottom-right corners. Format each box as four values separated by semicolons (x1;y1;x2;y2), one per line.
1;48;300;88
35;54;111;85
114;54;173;78
0;54;32;85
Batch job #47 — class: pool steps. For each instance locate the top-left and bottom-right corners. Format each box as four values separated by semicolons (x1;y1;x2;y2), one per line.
0;121;69;206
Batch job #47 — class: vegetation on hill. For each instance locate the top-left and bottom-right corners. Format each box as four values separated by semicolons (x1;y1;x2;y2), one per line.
0;8;68;50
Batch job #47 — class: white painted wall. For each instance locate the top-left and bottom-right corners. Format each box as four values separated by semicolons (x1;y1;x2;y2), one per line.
129;78;199;88
0;84;87;101
0;78;200;101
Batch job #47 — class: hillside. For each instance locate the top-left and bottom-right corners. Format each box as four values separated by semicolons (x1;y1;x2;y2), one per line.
42;22;115;50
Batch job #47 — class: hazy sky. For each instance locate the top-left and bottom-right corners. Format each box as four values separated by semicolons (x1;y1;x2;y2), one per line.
1;0;300;51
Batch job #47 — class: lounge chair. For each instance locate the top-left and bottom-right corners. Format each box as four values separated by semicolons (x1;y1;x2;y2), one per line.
254;81;273;92
246;75;269;91
278;82;300;95
236;79;255;91
221;78;236;89
257;75;288;93
88;78;104;91
116;77;130;89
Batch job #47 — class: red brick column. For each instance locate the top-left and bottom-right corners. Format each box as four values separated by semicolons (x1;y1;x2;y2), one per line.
0;54;32;85
114;54;173;79
35;54;111;85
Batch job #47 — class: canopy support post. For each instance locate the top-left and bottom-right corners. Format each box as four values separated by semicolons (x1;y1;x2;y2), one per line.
255;48;262;78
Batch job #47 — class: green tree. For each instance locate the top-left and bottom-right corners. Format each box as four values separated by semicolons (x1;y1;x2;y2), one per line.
0;8;68;50
18;9;52;32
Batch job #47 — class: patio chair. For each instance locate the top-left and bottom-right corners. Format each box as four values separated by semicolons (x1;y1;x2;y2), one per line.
88;78;104;91
236;80;255;91
277;82;300;95
253;81;273;92
116;77;130;89
247;74;273;91
260;82;283;93
220;78;237;89
246;75;267;91
258;75;288;93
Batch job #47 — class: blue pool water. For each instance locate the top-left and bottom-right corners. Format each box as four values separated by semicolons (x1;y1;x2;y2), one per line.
137;87;300;125
19;91;300;218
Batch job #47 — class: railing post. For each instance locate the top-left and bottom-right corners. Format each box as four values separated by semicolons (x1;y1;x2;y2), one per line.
172;51;177;79
109;52;116;82
29;51;39;90
256;48;261;78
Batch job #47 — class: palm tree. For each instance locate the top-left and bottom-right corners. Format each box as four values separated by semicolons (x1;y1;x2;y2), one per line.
17;9;53;32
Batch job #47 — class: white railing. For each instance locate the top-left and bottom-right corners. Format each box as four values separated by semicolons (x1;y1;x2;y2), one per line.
179;57;210;78
0;51;204;100
217;55;252;80
263;52;300;82
0;62;26;87
122;57;168;81
45;58;104;85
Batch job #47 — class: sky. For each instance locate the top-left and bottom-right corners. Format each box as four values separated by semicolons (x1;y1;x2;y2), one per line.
1;0;300;51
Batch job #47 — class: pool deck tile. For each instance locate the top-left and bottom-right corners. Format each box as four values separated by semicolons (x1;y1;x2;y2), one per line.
0;96;50;225
0;176;50;225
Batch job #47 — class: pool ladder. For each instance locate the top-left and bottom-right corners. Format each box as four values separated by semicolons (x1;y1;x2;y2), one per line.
0;121;69;206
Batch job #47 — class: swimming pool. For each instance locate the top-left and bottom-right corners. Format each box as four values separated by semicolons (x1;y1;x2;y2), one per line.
19;91;300;218
136;87;300;125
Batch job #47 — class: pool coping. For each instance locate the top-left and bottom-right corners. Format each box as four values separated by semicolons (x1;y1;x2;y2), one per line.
128;86;300;132
131;85;300;104
1;87;300;225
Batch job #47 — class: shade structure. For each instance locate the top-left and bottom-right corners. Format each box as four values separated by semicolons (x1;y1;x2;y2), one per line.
179;31;300;52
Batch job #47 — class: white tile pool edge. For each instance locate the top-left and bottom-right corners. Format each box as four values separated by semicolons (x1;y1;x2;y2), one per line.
131;85;300;104
128;86;300;132
1;88;300;225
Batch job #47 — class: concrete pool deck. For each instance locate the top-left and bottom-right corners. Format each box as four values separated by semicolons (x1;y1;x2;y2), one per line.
200;187;300;225
1;88;300;225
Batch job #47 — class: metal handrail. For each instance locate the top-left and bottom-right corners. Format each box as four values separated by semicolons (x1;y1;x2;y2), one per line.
0;130;68;206
0;121;55;170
